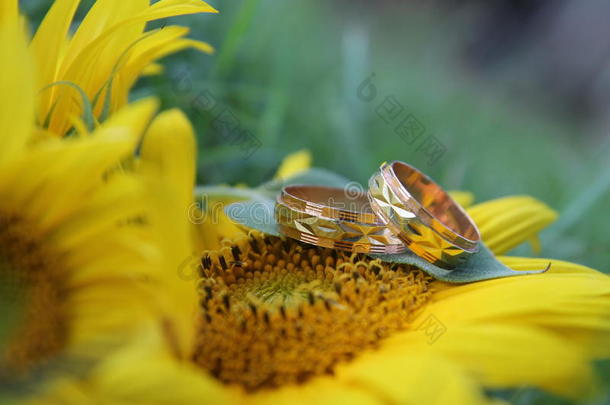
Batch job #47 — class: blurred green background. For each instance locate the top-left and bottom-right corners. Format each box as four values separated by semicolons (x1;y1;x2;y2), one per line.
23;0;610;272
23;1;610;403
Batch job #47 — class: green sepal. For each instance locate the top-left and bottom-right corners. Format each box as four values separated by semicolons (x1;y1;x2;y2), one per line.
40;81;96;132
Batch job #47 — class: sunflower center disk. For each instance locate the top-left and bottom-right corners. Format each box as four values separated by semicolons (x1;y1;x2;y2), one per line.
191;233;433;392
0;215;67;377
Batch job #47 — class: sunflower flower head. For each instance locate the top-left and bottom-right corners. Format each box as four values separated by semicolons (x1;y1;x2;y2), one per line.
0;14;169;399
0;98;162;385
194;232;433;391
69;180;610;405
0;216;67;376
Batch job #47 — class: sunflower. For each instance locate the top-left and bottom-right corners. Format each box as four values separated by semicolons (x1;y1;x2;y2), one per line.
41;133;610;404
23;0;217;136
0;15;174;402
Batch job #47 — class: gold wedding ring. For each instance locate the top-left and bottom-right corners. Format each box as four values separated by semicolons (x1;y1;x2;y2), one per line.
275;185;406;254
274;163;479;268
367;161;480;269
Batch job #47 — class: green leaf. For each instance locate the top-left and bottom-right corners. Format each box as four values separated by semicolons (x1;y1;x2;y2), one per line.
373;243;548;283
224;168;549;283
226;198;279;236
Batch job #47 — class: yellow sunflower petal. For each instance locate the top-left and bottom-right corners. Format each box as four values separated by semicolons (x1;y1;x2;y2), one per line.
148;0;218;17
427;260;610;326
140;109;199;357
30;0;80;101
0;10;34;164
50;176;145;251
393;260;610;396
274;149;312;180
62;0;149;69
140;108;196;208
88;337;232;405
65;0;216;69
0;98;156;242
110;26;213;111
467;196;558;255
43;0;149;129
0;0;18;23
248;378;380;405
498;256;610;357
337;352;492;405
142;63;164;76
42;0;217;135
35;334;233;405
389;323;594;398
95;97;159;140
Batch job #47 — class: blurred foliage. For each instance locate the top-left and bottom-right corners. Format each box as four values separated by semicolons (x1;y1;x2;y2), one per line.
23;0;609;289
146;0;610;272
22;2;610;403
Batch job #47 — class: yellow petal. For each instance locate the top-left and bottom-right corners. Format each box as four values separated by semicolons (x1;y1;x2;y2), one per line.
0;0;18;24
400;259;610;396
139;109;199;357
62;0;149;70
140;108;196;210
249;377;380;405
148;0;218;16
497;256;610;357
7;99;158;235
390;323;594;398
30;0;80;119
0;11;34;164
64;0;217;69
274;149;312;180
47;0;149;134
142;63;164;76
40;334;234;405
428;260;610;322
45;0;217;135
110;26;213;111
337;352;492;405
467;196;557;255
92;336;232;405
95;97;159;142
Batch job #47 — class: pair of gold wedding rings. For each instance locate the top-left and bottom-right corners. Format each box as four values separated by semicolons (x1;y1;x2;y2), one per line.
275;161;481;269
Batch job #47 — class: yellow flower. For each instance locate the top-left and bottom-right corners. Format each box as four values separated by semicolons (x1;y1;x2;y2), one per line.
41;134;610;405
22;0;217;136
0;17;178;402
137;107;202;356
274;149;312;181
